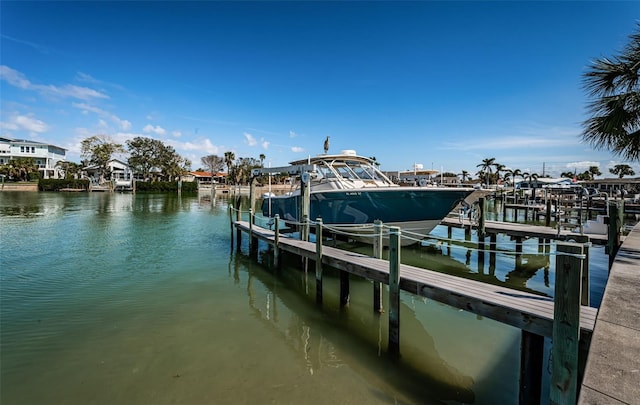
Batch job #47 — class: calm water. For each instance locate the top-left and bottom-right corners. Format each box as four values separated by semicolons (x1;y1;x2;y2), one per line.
0;192;610;404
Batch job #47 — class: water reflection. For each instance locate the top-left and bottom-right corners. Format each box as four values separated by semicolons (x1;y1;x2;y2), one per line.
237;250;478;404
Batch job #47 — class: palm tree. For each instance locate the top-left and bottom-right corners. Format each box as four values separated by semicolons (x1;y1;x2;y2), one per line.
259;154;266;167
224;151;235;185
609;164;636;178
476;157;496;185
458;170;470;183
493;163;506;185
582;23;640;161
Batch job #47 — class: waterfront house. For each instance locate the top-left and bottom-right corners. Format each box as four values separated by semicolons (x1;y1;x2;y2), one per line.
0;136;67;179
83;159;135;183
181;171;227;188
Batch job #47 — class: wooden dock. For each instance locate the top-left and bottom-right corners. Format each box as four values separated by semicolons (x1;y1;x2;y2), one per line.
578;222;640;404
441;216;609;245
235;220;596;339
234;216;598;404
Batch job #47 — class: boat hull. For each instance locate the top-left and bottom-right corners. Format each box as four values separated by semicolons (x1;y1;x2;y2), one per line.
262;187;472;243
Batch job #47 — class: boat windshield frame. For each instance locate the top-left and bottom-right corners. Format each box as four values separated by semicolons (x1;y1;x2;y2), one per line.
289;153;395;185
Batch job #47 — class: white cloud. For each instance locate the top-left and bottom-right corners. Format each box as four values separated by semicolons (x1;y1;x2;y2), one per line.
172;131;182;138
0;112;49;134
170;138;221;154
118;119;132;131
261;140;270;149
289;130;297;138
143;124;166;135
1;65;109;100
72;102;130;131
291;146;304;153
244;132;257;146
565;161;600;171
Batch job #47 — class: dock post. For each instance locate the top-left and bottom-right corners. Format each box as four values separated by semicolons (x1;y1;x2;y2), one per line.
388;227;401;356
574;235;590;306
315;218;323;305
478;197;486;238
606;200;623;268
236;205;242;252
340;270;350;308
373;220;383;313
229;204;234;249
550;241;584;405
519;330;544;405
546;199;552;227
249;208;258;255
273;215;280;269
478;197;486;270
447;226;452;256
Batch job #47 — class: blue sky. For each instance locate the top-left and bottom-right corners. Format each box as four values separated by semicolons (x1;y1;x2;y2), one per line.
1;1;638;178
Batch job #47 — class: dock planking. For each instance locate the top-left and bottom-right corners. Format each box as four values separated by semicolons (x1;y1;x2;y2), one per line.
234;220;596;340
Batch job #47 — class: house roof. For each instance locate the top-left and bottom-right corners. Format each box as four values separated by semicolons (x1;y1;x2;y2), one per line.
0;136;67;151
189;171;226;178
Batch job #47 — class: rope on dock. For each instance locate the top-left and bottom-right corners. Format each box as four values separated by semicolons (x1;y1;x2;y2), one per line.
231;204;589;259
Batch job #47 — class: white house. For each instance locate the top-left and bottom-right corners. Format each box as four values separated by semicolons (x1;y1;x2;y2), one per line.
0;136;67;179
83;159;134;182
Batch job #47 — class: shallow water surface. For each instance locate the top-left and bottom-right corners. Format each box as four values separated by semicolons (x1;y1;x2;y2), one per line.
0;192;609;404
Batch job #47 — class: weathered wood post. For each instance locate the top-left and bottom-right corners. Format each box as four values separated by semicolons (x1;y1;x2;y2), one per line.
546;199;552;227
236;204;242;252
229;204;234;249
373;220;384;313
520;330;544;405
249;177;256;222
478;197;486;238
550;241;584;405
478;197;486;269
340;269;350;308
315;218;323;305
574;235;590;306
388;226;401;356
273;215;280;269
249;208;258;255
606;200;624;268
447;225;453;256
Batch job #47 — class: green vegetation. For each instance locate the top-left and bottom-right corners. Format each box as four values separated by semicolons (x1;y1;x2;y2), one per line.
0;157;39;181
582;23;640;161
39;179;89;191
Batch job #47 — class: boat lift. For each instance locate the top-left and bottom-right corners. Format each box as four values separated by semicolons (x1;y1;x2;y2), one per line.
250;163;318;241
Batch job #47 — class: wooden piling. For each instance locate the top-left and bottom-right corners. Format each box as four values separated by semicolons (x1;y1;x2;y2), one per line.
373;220;383;313
520;330;544;405
340;270;350;307
315;218;323;305
607;200;624;268
229;204;234;249
478;197;486;238
249;208;258;255
550;241;584;405
273;215;280;269
236;205;242;252
388;227;401;356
